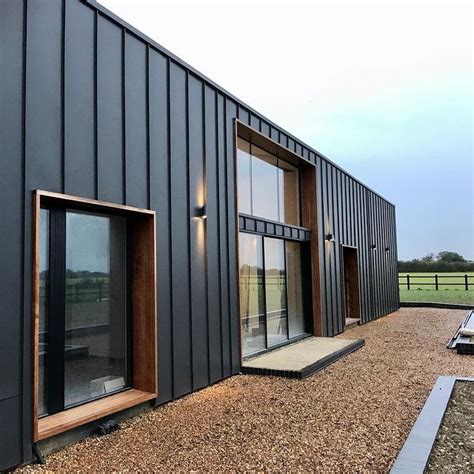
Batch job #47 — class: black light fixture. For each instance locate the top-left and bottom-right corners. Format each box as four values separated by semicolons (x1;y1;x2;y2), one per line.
326;233;335;242
195;205;207;219
385;246;390;252
371;243;377;250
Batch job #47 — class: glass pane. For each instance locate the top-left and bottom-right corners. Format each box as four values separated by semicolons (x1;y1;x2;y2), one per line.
237;137;252;215
251;145;279;221
64;211;129;407
264;237;288;346
278;159;300;225
239;233;266;357
38;209;49;417
286;241;305;337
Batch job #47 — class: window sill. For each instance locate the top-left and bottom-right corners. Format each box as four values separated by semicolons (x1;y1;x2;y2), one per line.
36;389;156;441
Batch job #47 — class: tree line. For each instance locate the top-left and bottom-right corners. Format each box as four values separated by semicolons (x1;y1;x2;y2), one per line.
398;251;474;272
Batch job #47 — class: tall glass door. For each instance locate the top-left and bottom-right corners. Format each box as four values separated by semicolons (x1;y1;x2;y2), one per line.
239;232;307;357
264;238;288;347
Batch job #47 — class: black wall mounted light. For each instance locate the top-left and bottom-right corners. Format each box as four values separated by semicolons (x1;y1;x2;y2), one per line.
326;233;335;242
195;205;207;219
371;243;377;250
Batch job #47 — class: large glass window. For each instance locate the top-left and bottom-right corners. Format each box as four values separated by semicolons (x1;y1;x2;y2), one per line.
39;209;50;417
264;238;288;346
239;232;307;357
239;233;266;356
251;145;279;222
39;207;130;416
237;138;300;225
236;137;252;215
286;241;305;338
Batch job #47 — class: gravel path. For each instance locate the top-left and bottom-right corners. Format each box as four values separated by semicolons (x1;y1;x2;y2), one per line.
20;308;474;472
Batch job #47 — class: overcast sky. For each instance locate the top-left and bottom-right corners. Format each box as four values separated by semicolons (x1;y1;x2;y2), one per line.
99;0;473;261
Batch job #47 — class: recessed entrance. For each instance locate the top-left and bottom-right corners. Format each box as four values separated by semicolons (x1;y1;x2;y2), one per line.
342;246;361;327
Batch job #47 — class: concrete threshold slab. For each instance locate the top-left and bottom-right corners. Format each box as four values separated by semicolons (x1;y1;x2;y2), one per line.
241;336;364;379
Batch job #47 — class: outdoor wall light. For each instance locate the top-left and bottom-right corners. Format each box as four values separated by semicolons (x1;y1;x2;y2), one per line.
385;246;390;252
326;233;335;242
195;205;207;219
371;243;377;250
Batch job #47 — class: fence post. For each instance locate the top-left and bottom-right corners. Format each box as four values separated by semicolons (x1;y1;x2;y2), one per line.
407;274;410;290
435;274;439;291
465;274;469;291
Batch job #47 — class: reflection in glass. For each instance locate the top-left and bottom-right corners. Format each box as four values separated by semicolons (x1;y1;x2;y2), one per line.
236;138;301;225
251;145;279;222
237;137;252;215
39;209;49;417
64;211;129;407
239;233;266;357
279;160;300;226
286;241;305;337
264;238;288;346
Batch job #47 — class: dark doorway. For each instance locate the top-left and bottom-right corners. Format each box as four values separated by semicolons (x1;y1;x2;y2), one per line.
342;246;361;327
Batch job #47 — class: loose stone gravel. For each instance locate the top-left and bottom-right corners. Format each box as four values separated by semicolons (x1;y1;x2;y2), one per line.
18;308;474;472
426;381;474;473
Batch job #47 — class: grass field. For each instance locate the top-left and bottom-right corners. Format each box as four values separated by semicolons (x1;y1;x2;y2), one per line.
399;272;474;305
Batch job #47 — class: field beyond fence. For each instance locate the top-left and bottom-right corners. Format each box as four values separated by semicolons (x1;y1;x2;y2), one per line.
398;272;474;305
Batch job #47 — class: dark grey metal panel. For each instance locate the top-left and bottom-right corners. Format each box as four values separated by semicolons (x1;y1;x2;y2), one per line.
124;33;148;208
238;105;249;125
217;93;231;376
25;0;63;193
0;397;22;470
169;62;192;397
188;74;209;390
64;0;95;198
0;0;23;405
148;50;173;403
97;15;124;204
204;85;223;383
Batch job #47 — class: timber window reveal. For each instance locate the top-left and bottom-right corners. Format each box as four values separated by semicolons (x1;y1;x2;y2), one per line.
34;191;157;441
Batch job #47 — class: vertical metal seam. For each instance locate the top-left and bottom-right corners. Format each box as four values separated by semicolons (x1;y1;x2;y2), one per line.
185;70;194;390
166;57;175;398
215;93;224;379
20;0;28;458
121;28;126;205
145;45;151;210
61;0;66;193
93;10;98;200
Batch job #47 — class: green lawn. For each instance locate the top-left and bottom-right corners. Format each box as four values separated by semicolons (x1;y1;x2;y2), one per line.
399;272;474;305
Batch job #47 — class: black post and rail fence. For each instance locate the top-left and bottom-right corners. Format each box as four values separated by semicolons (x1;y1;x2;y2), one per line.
399;274;473;291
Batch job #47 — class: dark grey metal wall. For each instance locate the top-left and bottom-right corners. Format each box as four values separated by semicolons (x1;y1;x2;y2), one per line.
0;0;398;469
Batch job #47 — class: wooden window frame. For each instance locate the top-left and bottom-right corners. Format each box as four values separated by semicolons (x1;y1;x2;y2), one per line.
32;190;157;441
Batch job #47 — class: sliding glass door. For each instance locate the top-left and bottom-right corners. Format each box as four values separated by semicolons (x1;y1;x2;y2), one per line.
239;232;307;357
39;207;131;416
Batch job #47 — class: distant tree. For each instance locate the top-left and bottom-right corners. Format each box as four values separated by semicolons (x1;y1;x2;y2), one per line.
437;251;466;263
398;251;473;272
421;253;435;262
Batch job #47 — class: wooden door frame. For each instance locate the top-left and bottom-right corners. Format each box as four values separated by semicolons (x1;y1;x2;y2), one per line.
340;244;361;323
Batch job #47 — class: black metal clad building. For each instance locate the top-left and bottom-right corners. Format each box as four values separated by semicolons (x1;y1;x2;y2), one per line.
0;0;399;469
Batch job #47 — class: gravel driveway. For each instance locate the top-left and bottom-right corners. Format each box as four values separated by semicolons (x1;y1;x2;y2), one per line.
20;308;474;472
